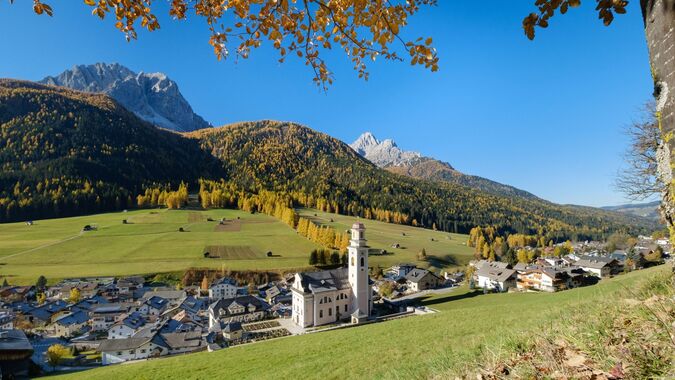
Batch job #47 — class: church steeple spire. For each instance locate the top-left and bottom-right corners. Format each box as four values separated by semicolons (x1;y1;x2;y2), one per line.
348;222;370;323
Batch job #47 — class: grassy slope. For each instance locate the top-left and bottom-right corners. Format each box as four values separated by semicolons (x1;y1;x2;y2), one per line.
297;208;474;270
0;209;320;284
0;208;473;285
52;266;669;380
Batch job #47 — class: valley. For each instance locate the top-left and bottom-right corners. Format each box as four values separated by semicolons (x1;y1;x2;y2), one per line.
0;208;473;284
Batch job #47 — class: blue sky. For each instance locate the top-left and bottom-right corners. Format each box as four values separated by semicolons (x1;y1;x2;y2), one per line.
0;1;653;207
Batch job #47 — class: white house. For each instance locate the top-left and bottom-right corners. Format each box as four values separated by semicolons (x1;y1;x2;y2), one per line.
574;256;619;277
208;278;238;300
107;312;147;339
476;265;516;292
291;222;373;328
98;336;166;365
405;269;442;292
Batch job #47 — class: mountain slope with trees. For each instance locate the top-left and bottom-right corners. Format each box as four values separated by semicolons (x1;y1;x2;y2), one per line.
0;81;658;239
0;80;222;222
187;121;657;240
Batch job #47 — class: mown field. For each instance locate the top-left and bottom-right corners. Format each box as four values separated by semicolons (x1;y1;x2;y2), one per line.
0;208;473;284
51;265;671;380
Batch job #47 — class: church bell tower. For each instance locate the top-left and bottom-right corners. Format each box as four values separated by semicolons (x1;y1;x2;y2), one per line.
348;222;370;323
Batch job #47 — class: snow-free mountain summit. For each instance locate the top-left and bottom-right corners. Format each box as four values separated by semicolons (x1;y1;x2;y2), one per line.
350;132;539;200
40;63;210;132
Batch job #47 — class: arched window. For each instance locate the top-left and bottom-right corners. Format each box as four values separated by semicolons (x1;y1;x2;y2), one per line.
360;257;365;267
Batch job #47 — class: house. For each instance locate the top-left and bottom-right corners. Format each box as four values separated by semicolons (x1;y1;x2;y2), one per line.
98;335;166;365
28;300;69;327
0;330;33;378
158;331;206;355
140;296;169;319
262;285;281;304
51;310;90;338
476;266;516;292
387;263;417;279
292;222;373;327
221;322;243;341
405;269;442;292
574;256;620;277
58;282;99;300
108;312;147;339
517;268;583;292
90;303;134;331
0;311;15;330
208;277;238;300
208;296;269;330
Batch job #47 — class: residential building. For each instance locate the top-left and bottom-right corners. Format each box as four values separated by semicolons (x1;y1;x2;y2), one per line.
517;268;583;292
208;278;238;300
51;310;90;338
575;256;620;277
405;269;442;292
0;330;33;378
476;265;516;292
208;295;269;330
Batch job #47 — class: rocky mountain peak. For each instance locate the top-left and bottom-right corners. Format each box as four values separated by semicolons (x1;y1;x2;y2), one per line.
39;63;210;132
349;132;421;167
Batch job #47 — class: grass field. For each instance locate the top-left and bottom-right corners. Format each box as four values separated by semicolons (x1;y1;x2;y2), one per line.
297;208;474;270
51;265;671;380
0;208;473;284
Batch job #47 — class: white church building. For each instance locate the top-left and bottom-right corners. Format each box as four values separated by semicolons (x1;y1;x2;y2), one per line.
291;222;373;327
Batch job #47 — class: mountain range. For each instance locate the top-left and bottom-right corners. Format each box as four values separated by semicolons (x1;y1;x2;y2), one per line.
39;63;210;132
0;76;660;239
602;201;661;220
350;132;538;199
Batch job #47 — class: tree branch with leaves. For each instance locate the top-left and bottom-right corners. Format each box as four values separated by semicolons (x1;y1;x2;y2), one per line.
13;0;438;89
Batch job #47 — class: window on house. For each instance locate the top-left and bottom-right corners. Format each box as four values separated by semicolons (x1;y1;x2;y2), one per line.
129;350;134;354
344;304;348;312
351;257;355;266
319;310;323;318
360;257;364;267
328;308;332;316
117;351;122;355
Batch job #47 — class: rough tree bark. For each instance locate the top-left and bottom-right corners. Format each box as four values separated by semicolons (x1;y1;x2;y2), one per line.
641;0;675;240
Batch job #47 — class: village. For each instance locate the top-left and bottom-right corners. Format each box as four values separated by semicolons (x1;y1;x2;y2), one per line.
0;225;669;377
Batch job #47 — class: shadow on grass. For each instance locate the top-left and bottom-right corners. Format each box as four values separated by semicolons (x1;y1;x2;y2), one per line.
424;254;458;267
415;290;482;307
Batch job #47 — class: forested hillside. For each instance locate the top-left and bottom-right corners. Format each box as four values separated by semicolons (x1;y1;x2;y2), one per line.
0;81;658;240
187;121;657;240
0;80;221;222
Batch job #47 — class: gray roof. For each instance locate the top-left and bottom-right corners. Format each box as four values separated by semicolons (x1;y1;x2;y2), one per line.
208;296;269;315
222;322;242;332
160;332;203;350
575;256;617;269
0;330;32;352
295;268;351;294
98;337;152;352
476;266;516;283
405;268;439;283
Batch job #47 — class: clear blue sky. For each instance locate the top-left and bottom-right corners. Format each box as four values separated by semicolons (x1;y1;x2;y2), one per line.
0;1;653;207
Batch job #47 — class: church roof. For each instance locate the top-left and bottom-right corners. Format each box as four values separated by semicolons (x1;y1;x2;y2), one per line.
295;268;351;294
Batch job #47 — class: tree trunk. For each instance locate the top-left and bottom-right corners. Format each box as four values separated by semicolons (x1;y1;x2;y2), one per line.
642;0;675;237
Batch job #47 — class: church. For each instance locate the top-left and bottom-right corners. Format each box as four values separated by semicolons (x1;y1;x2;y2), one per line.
291;222;373;327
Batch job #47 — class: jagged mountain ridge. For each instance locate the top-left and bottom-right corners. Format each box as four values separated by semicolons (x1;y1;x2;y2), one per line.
39;63;210;132
350;132;538;200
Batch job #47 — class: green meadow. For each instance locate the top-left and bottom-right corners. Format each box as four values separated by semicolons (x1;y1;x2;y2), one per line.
51;265;670;380
0;208;473;284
